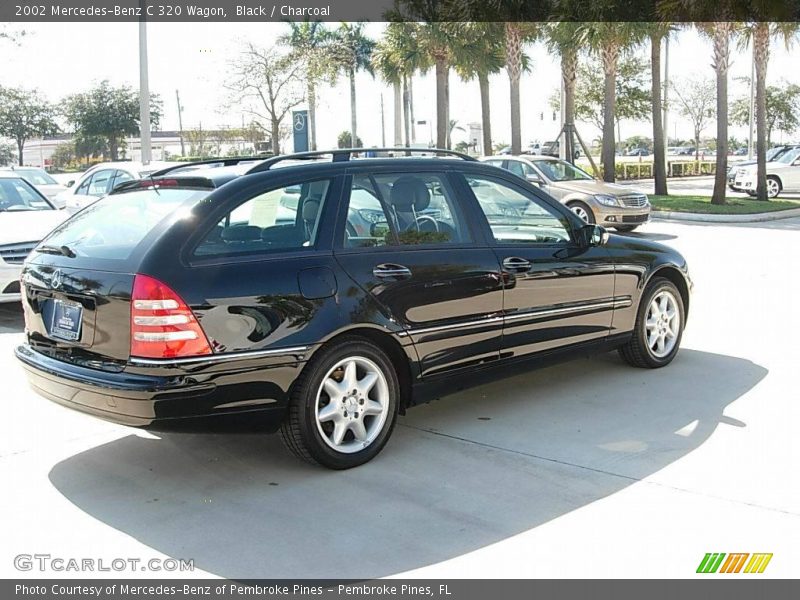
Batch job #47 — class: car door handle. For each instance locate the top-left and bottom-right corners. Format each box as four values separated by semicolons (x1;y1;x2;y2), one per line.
502;257;532;273
373;264;412;279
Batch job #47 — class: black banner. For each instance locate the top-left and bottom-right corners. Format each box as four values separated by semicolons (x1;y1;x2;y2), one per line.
2;0;800;22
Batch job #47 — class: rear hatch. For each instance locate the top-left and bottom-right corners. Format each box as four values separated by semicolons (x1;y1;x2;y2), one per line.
21;185;212;369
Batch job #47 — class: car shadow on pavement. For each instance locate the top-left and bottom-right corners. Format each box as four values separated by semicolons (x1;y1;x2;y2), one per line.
47;349;765;579
0;302;24;335
616;230;678;241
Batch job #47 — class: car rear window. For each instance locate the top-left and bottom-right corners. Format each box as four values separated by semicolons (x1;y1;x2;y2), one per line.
40;189;209;261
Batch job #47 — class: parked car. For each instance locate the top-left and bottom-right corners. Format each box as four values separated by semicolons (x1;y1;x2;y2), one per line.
734;146;800;198
480;155;651;232
727;145;798;191
54;161;180;213
16;149;691;469
625;147;650;157
0;167;68;207
0;174;67;302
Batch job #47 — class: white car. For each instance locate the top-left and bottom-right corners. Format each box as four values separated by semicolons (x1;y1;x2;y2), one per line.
0;167;69;206
55;161;179;213
0;175;68;302
734;147;800;198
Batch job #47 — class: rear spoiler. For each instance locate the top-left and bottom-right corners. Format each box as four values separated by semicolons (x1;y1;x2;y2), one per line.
110;177;216;194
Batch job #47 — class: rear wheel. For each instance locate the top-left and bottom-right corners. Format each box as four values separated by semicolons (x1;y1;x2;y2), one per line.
619;278;684;368
567;201;595;224
280;338;399;469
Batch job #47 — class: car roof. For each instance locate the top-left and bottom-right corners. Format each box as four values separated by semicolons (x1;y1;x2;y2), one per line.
480;154;557;161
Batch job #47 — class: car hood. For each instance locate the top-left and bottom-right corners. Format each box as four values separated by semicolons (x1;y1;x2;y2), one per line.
36;184;68;198
550;179;637;197
0;210;68;245
737;161;791;174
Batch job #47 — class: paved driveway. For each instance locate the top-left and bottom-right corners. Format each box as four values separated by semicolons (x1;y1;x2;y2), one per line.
1;217;798;579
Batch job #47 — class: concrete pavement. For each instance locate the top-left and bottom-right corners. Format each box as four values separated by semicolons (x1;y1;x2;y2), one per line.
1;218;799;579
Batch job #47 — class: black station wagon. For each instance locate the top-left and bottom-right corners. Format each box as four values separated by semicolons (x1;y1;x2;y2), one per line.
16;149;692;469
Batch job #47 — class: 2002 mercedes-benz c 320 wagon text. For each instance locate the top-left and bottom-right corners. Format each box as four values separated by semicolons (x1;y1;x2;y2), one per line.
16;149;691;469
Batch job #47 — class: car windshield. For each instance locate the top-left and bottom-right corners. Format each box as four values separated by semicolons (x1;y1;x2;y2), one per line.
40;188;209;260
532;159;593;182
776;148;800;164
14;168;58;186
766;147;786;161
0;178;53;211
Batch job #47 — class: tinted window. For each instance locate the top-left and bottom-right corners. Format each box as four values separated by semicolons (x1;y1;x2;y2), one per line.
41;189;207;260
467;176;572;245
194;179;330;258
343;173;470;248
0;179;52;211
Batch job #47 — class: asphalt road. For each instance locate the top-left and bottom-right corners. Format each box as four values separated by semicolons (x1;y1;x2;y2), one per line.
1;217;799;579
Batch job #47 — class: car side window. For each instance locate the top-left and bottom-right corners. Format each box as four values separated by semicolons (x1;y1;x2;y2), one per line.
112;170;134;191
466;176;572;245
87;169;115;196
75;173;93;195
343;173;470;248
193;179;331;258
506;160;526;179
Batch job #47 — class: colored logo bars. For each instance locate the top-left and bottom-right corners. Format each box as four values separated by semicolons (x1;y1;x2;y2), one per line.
697;553;773;574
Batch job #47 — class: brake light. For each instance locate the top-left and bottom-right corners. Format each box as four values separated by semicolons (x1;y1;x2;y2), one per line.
139;178;179;188
130;274;212;359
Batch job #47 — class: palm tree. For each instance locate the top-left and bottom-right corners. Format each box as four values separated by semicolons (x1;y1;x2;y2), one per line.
332;23;375;149
279;21;335;152
372;36;404;147
453;23;505;155
644;22;676;196
741;22;799;200
582;22;645;182
503;22;540;155
545;22;586;166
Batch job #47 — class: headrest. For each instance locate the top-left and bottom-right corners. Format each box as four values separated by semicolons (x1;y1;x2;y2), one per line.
302;198;321;221
221;225;262;242
389;176;430;212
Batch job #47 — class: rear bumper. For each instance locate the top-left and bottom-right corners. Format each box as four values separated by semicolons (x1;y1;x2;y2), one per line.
15;344;302;430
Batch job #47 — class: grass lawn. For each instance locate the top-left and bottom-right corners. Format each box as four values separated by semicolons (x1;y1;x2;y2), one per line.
650;195;800;214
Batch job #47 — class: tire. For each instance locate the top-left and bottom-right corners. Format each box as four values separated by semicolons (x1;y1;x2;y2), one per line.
614;225;638;233
746;190;757;197
619;277;685;369
567;201;595;224
280;337;399;469
767;176;781;198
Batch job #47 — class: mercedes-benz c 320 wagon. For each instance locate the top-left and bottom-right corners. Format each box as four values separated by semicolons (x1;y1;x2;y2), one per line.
16;149;691;469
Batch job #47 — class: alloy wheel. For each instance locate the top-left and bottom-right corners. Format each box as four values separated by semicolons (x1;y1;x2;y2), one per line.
314;356;390;454
645;290;681;358
570;205;591;223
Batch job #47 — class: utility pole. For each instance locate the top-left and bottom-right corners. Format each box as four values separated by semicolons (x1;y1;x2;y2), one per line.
748;43;755;159
138;6;152;165
380;93;386;147
175;89;185;157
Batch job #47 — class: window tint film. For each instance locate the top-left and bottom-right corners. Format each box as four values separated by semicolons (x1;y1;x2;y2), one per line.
41;189;207;260
194;179;331;258
467;176;572;245
343;173;470;248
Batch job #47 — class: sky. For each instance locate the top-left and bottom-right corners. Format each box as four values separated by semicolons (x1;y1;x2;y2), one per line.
2;21;799;150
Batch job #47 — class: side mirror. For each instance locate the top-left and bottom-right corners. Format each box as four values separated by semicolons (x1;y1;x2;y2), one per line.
526;174;543;185
579;224;609;247
66;180;75;187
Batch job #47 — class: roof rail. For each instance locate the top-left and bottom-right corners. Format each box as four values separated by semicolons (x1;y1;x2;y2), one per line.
244;147;476;175
150;156;273;177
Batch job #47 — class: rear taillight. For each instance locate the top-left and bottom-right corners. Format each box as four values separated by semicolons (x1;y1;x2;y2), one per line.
130;274;212;359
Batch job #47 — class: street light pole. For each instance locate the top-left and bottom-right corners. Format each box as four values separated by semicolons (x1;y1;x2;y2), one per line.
138;8;152;165
176;89;185;157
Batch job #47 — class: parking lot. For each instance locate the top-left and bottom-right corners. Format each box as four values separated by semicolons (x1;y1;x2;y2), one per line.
1;216;799;579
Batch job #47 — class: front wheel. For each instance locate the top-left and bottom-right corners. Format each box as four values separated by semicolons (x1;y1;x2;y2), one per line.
767;176;781;198
567;201;595;224
619;278;685;368
280;338;399;469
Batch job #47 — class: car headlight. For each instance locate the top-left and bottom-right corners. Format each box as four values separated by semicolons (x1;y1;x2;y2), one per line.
593;194;620;207
357;209;385;224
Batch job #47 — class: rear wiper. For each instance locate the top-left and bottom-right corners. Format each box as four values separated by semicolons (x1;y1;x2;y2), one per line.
37;244;76;258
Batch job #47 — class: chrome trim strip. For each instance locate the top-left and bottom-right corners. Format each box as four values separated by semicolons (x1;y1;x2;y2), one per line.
129;346;311;366
400;297;632;337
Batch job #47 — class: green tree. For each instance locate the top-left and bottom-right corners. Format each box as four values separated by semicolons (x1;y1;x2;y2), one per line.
453;22;505;156
730;79;800;145
502;21;539;155
0;141;15;166
337;131;363;148
0;87;59;166
644;22;676;195
64;81;162;161
331;23;375;150
280;21;337;151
